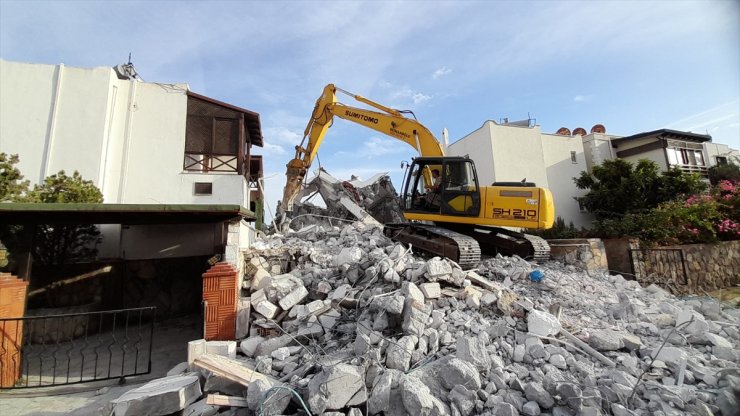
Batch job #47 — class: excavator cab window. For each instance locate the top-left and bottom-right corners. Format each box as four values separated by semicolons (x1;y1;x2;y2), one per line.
402;159;480;217
440;160;480;217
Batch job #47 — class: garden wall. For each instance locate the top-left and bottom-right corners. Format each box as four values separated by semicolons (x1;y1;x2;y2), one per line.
547;238;608;273
603;239;740;295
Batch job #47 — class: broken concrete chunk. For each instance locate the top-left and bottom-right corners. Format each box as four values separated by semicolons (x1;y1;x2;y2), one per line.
246;378;291;414
402;299;430;336
386;335;417;371
254;335;293;358
187;339;206;366
374;294;405;315
402;281;425;304
205;341;236;359
182;398;218;416
110;374;201;416
425;257;453;280
239;336;264;357
527;310;561;337
308;364;367;414
456;336;491;372
524;382;555;409
400;375;436;415
464;286;483;309
439;357;482;391
419;282;441;299
278;285;308;310
335;247;364;266
166;362;189;377
587;329;624;351
448;384;477;416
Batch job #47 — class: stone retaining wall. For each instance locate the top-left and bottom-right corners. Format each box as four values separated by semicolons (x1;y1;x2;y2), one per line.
629;240;740;295
547;238;608;273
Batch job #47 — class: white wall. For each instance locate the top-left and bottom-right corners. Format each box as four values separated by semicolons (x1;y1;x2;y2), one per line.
0;60;254;262
0;60;249;207
448;122;496;185
540;133;594;228
582;133;617;173
449;122;598;228
619;148;667;169
704;142;740;166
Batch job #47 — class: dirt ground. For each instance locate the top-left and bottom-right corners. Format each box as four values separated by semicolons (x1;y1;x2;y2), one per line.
0;315;201;416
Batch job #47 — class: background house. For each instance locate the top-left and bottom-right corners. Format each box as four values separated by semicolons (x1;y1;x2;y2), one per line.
448;120;738;229
0;59;264;316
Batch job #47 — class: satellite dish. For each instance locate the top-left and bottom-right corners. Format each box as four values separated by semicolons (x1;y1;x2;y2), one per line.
573;127;587;136
591;124;606;133
555;127;571;136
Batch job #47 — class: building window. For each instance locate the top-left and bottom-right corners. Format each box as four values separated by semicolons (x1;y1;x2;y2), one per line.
194;182;213;195
577;199;587;212
716;156;728;165
665;139;708;176
570;151;577;164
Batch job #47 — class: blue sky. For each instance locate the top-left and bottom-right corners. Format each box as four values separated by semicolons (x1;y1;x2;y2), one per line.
1;0;738;219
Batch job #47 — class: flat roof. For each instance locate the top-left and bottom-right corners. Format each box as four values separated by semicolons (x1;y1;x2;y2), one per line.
611;128;711;144
0;203;255;225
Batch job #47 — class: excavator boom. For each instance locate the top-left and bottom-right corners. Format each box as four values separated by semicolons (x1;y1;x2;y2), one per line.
279;84;555;266
280;84;443;215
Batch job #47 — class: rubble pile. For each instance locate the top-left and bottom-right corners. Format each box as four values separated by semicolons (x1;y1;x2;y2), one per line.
282;170;405;232
113;221;739;416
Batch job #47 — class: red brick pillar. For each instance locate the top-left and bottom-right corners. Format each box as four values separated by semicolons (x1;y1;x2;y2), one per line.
202;263;238;340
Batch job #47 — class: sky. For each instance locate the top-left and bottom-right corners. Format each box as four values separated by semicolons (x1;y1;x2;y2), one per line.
1;0;738;220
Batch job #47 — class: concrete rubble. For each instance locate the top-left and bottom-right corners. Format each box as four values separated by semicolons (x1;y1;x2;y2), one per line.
112;174;740;416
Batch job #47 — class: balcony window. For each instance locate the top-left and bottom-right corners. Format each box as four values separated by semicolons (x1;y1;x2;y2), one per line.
665;140;707;176
184;96;246;174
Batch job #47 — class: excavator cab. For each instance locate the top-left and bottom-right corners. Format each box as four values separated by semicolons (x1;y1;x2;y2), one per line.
401;157;481;218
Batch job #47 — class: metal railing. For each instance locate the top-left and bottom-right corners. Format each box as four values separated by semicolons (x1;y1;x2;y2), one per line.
0;306;155;389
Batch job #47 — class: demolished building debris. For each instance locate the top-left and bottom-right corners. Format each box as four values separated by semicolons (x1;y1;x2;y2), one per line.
110;213;740;416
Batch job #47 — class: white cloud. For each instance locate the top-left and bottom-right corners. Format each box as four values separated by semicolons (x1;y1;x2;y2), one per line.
432;66;452;79
263;126;303;145
334;136;408;160
260;143;288;157
413;92;431;105
391;88;432;106
573;95;592;103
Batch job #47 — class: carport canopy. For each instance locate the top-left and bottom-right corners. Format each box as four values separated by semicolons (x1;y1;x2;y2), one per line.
0;203;255;225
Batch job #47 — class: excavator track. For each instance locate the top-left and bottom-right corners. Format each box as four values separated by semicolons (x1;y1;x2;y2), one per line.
434;223;551;264
384;223;481;269
521;233;550;263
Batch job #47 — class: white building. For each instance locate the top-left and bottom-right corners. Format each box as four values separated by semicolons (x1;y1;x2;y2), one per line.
0;59;264;266
448;121;738;230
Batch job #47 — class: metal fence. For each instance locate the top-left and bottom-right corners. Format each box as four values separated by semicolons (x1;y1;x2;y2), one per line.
629;248;688;285
0;306;155;389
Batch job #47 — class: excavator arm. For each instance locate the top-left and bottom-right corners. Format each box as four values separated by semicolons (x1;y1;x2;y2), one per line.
280;84;444;216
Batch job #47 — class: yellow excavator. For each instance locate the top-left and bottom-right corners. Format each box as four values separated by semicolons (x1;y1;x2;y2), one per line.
278;84;555;268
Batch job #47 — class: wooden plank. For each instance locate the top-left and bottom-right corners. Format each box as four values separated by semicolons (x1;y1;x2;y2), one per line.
206;394;248;407
193;353;277;387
